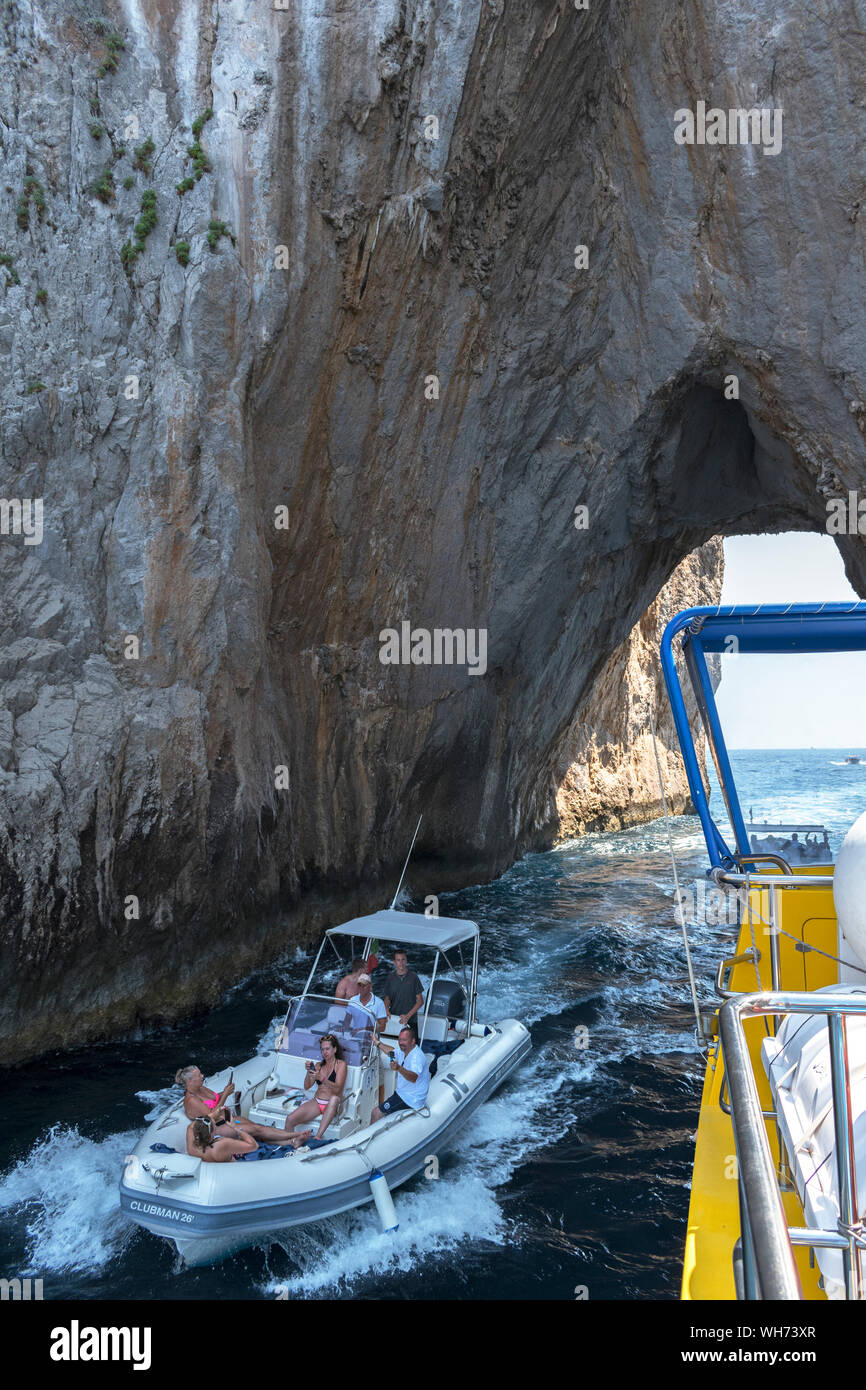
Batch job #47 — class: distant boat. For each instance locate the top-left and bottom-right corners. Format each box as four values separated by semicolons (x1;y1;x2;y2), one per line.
845;754;861;764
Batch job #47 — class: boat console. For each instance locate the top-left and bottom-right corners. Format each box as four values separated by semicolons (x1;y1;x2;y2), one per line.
250;995;381;1140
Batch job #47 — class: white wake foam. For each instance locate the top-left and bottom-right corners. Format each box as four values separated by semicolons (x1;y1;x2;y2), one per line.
0;1125;140;1273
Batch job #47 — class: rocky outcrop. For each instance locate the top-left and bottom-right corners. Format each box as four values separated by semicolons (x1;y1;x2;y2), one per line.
1;1;865;1062
554;538;724;839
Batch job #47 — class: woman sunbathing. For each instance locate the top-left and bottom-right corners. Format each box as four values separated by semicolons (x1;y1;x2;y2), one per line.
176;1065;312;1147
282;1034;347;1143
187;1117;258;1162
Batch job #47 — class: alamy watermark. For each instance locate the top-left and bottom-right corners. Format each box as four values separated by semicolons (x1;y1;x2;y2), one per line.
379;622;487;676
1;1276;43;1300
827;491;866;534
674;101;782;157
675;880;748;927
0;497;43;545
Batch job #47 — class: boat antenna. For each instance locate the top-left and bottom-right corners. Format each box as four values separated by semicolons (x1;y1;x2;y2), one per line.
390;815;423;909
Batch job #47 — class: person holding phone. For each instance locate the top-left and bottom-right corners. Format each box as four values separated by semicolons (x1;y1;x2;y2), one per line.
281;1035;347;1143
370;1026;430;1118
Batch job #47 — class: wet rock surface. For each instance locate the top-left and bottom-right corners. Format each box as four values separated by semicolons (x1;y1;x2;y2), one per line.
0;1;864;1061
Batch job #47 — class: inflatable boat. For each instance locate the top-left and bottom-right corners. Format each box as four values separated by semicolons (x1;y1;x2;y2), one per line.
119;908;531;1264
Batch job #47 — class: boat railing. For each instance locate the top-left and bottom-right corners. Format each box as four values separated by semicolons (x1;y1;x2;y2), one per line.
735;852;795;875
719;990;866;1301
715;948;762;1000
711;870;835;1020
711;868;834;889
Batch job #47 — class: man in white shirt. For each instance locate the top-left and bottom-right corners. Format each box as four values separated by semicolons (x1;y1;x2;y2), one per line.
371;1026;430;1118
348;974;387;1033
348;973;388;1105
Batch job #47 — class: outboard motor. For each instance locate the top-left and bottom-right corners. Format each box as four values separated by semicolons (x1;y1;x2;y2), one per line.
424;981;467;1073
427;979;466;1023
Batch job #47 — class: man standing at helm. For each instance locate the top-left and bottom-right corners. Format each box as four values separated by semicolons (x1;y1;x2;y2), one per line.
382;948;424;1028
348;972;388;1105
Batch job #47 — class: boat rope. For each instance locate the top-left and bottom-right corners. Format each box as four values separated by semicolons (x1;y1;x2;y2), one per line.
297;1110;413;1163
729;895;866;979
649;710;703;1042
774;924;866;977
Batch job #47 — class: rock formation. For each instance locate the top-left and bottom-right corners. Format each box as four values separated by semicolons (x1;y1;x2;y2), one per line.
0;1;864;1061
555;537;723;839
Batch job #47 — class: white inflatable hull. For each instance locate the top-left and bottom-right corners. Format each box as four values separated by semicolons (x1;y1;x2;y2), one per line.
120;1019;530;1265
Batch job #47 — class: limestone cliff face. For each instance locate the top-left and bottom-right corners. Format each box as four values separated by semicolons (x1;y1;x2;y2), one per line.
1;1;865;1062
554;538;723;839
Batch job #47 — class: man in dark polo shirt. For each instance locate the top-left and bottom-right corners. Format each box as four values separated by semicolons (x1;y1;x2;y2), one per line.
382;948;424;1028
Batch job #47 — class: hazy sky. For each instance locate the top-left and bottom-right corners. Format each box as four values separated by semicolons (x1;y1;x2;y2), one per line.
714;534;866;749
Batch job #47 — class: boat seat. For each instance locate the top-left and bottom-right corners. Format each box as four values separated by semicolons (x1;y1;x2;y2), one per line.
417;1016;449;1043
309;1006;349;1034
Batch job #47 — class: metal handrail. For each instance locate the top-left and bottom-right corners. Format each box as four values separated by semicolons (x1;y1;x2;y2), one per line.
719;989;866;1300
735;852;794;875
712;868;834;889
716;948;761;999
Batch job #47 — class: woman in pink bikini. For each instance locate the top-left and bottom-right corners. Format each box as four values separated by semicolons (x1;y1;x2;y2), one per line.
281;1035;347;1143
176;1065;312;1147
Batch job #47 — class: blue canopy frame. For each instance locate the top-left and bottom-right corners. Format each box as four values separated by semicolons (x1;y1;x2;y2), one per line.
659;601;866;868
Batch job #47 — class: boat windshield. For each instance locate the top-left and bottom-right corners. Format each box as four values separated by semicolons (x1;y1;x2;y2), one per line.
277;994;376;1068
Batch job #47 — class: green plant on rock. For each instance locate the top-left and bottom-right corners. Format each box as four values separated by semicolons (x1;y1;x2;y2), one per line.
122;175;134;190
16;176;46;229
26;381;46;394
134;188;157;239
121;189;158;277
175;176;195;196
91;168;115;203
35;287;47;305
90;17;108;37
97;31;125;77
89;94;101;115
132;136;154;175
0;251;19;286
89;121;104;140
174;239;190;266
187;140;211;180
191;107;213;139
206;218;232;251
25;177;45;214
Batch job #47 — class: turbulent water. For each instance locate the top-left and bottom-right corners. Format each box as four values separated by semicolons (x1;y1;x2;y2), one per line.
2;749;865;1301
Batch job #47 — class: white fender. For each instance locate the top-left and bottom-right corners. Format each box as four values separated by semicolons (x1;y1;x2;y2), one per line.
369;1169;399;1232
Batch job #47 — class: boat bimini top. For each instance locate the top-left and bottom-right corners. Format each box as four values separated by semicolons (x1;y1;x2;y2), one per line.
660;601;866;870
326;908;479;952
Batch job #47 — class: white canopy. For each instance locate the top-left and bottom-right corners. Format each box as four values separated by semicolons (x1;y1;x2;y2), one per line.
326;908;478;952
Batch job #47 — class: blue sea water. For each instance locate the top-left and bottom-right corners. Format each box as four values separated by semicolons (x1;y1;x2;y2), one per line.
1;749;864;1301
707;747;866;858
